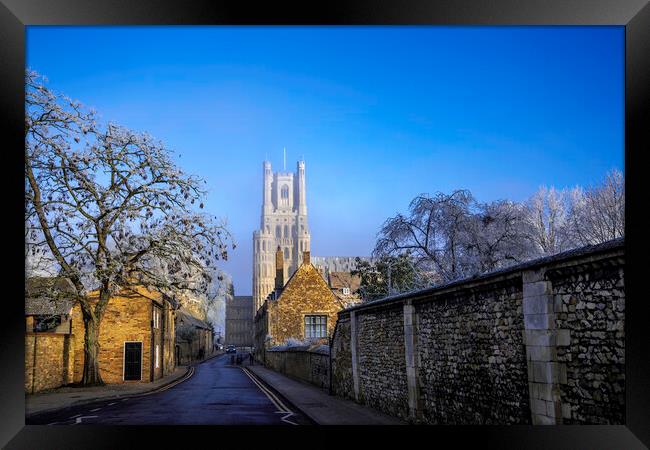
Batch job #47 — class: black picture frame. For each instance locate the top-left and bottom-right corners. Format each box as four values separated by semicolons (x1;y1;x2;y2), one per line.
1;1;648;448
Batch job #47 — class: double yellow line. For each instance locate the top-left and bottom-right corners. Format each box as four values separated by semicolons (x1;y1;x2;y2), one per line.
241;366;298;425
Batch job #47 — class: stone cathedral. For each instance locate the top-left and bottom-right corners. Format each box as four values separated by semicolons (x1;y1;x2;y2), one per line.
252;160;311;312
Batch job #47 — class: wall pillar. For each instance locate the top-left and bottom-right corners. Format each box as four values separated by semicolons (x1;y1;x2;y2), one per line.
522;268;569;425
403;300;422;422
350;311;360;401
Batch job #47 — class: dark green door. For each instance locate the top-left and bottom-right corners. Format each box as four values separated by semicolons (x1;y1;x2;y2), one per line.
124;342;142;380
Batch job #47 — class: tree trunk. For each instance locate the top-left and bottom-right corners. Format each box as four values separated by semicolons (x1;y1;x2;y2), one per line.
81;314;104;386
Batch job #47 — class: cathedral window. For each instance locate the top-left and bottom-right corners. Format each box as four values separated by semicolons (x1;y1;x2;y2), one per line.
284;225;289;238
280;185;289;207
284;248;289;259
276;225;281;238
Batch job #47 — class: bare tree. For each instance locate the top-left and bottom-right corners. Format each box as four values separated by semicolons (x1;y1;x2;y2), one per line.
25;70;233;385
567;169;624;246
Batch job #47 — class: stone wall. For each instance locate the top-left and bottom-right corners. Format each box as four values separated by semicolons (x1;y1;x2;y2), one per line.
25;333;75;393
265;347;330;390
356;305;409;420
549;262;625;424
330;239;625;425
416;278;530;424
330;318;354;400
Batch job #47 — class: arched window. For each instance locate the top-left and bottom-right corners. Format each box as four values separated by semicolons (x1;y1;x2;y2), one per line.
284;248;289;259
266;225;270;234
276;225;281;238
292;225;296;237
284;225;289;238
280;184;290;207
262;241;266;251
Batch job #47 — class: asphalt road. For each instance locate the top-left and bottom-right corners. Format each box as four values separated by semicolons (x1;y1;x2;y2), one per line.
26;353;312;425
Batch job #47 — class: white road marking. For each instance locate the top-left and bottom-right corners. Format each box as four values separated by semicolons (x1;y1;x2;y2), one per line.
241;367;298;425
108;402;116;406
69;414;81;419
90;408;102;412
74;415;98;424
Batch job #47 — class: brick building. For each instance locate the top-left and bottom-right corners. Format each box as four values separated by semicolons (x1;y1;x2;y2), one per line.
225;295;254;348
254;249;345;358
25;277;177;392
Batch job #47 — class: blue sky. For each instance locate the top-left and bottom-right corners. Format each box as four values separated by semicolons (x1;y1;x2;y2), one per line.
27;26;624;295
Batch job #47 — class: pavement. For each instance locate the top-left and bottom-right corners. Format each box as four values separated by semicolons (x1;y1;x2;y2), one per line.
25;353;312;425
244;362;407;425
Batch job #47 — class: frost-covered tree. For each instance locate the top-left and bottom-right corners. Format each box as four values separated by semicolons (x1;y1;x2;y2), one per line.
374;190;475;282
374;190;535;284
567;169;625;246
25;70;233;385
463;199;533;274
523;186;575;255
373;170;624;293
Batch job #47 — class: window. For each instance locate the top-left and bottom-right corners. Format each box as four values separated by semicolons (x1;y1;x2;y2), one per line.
304;315;327;339
155;344;160;369
153;309;160;329
33;315;62;332
284;248;289;259
342;287;351;295
276;225;281;238
281;185;289;198
284;225;289;238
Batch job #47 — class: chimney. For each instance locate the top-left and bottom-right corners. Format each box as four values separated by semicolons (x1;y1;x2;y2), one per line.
303;250;310;265
275;246;284;290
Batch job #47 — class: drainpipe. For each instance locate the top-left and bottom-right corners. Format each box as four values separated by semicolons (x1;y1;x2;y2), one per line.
328;335;333;396
32;333;37;394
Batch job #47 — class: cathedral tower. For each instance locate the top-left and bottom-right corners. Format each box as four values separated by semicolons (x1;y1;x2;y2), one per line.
253;159;311;312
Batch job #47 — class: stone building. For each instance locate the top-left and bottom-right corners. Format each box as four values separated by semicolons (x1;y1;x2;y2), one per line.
175;307;214;365
252;160;310;312
225;295;254;347
254;248;345;358
25;277;177;392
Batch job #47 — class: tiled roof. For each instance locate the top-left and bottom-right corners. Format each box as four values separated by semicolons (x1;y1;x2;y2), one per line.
25;277;77;316
175;307;212;330
328;272;361;291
